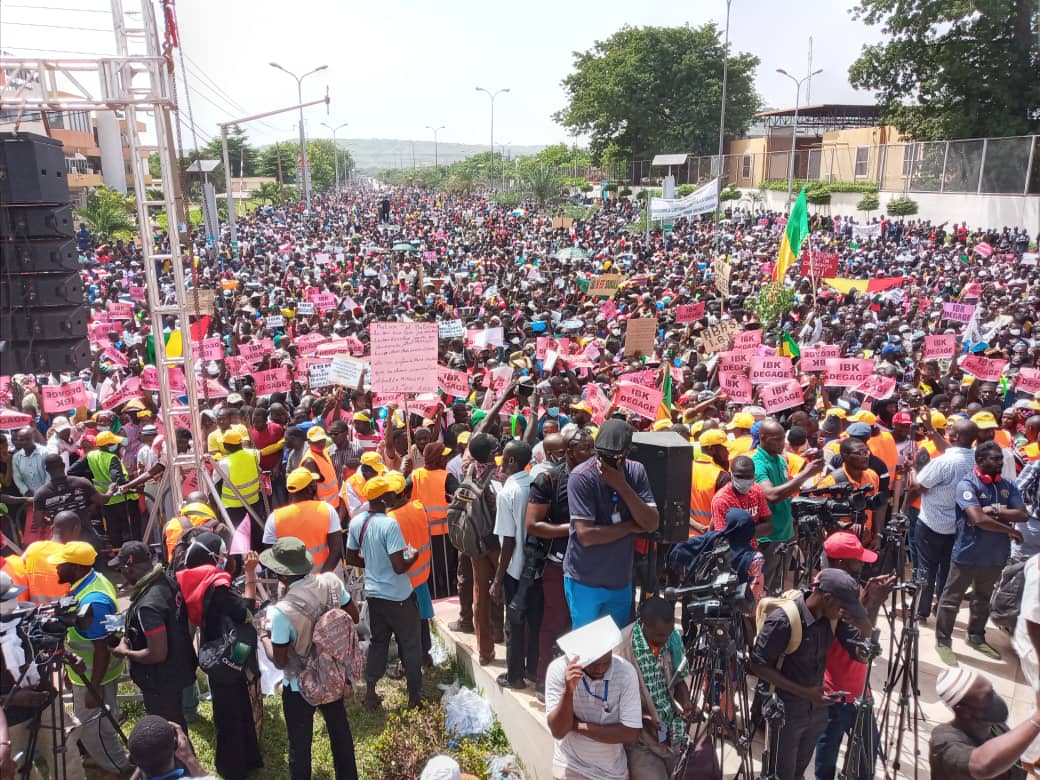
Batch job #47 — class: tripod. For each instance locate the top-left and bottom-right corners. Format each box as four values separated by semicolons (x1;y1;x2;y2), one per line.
877;580;925;780
757;692;785;780
837;629;882;780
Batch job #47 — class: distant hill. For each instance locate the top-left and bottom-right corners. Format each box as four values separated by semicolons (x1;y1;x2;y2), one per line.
340;138;546;173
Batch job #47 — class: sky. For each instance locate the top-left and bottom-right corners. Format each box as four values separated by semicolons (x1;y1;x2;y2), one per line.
2;0;886;150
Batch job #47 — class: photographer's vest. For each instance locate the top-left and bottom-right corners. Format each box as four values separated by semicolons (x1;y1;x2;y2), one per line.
220;448;261;508
306;448;340;508
66;571;124;686
272;500;334;573
690;456;723;536
87;449;135;505
22;540;69;604
411;467;449;536
390;500;431;589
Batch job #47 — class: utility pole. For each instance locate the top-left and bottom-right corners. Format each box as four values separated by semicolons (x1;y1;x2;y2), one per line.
713;0;733;262
270;62;328;210
321;121;348;190
475;86;509;188
777;66;823;210
275;141;284;201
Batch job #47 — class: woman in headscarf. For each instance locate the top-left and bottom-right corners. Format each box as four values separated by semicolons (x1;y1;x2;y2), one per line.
174;532;263;779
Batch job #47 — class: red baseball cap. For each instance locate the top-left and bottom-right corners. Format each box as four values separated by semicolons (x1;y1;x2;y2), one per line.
892;411;913;425
823;531;877;563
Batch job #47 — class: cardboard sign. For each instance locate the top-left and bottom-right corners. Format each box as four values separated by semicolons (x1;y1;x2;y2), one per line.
700;320;740;353
960;354;1007;382
296;301;316;316
825;358;874;387
582;384;612;425
749;356;795;385
551;217;574;230
369;322;439;394
192;337;224;361
466;327;505;349
1016;367;1040;394
107;302;134;320
438;319;465;339
732;330;763;352
328;357;369;388
800;344;840;372
713;257;731;295
141;366;186;394
253;366;292;396
438;365;472;398
225;355;251;378
588;274;625;298
719;370;753;403
313;293;338;312
238;341;266;363
101;378;142;410
855;374;897;400
42;381;88;412
624;317;658;357
308;361;333;389
676;302;706;324
761;379;805;412
266;315;285;329
186;289;216;314
615;381;664;419
923;334;957;360
800;251;839;278
942;302;976;323
295;332;325;354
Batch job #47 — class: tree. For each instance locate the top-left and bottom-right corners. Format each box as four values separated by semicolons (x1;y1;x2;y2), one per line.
806;187;832;206
201;124;256;192
253;181;283;205
554;24;760;162
886;196;919;216
719;184;742;202
747;282;796;331
849;0;1040;140
76;187;137;242
255;140;354;192
857;192;880;219
525;165;561;206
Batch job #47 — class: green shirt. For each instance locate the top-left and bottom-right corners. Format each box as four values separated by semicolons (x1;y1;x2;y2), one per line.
753;448;792;542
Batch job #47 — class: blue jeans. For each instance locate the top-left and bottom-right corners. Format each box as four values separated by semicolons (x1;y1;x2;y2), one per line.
814;700;879;780
563;577;632;630
913;522;955;620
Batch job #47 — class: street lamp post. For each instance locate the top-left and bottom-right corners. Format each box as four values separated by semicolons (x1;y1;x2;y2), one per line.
425;125;445;169
475;86;509;188
321;121;348;190
777;66;823;210
270;62;328;210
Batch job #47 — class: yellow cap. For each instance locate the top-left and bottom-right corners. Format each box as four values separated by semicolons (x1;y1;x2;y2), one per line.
699;429;729;448
727;412;754;430
95;431;125;448
181;502;216;520
306;427;328;443
363;471;406;501
360;451;386;473
456;431;472;444
971;411;998;430
46;541;98;567
286;468;320;493
824;408;847;420
849;410;877;426
222;430;243;446
353;412;372;423
930;411;948;429
652;418;672;432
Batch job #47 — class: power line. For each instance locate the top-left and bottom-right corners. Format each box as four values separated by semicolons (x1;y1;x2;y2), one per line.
181;56;282;134
2;4;111;12
1;20;112;32
1;45;112;56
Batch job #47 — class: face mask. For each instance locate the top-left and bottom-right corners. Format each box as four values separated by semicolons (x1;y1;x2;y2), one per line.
976;693;1009;724
731;477;755;495
547;407;559;418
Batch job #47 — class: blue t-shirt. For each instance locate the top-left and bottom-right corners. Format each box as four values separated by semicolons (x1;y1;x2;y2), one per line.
953;471;1025;567
71;572;117;640
563;457;656;590
346;511;412;601
269;575;351;691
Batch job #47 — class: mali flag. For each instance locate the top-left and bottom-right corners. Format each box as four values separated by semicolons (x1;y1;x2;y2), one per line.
821;277;905;295
774;188;809;281
656;370;672;422
778;331;800;359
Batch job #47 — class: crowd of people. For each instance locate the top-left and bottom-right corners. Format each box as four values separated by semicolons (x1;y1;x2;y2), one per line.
1;182;1040;780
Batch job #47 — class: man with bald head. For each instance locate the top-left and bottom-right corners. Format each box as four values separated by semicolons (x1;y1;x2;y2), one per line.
911;418;978;623
752;418;825;594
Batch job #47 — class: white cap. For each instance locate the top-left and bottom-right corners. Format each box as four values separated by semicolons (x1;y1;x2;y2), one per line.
936;666;979;708
420;755;461;780
51;416;72;432
556;615;622;668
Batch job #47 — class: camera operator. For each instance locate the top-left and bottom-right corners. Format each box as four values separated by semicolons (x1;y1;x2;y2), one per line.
1;571;87;780
814;437;881;549
749;568;871;780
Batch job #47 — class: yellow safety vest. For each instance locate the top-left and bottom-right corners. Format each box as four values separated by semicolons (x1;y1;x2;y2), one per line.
87;449;136;505
65;572;124;686
220;448;261;508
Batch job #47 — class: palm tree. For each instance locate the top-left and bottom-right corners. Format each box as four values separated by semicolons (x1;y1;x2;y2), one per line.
75;186;137;243
254;181;282;205
525;165;560;207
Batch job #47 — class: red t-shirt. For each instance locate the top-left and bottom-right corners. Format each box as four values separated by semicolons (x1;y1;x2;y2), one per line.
710;482;772;533
824;639;866;703
249;422;285;470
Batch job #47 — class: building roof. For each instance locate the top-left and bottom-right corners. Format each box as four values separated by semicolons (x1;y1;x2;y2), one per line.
754;104;881;130
651;153;689;167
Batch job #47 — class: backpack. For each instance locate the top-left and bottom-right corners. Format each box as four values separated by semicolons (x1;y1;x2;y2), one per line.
990;558;1028;633
446;465;498;559
168;520;224;574
281;572;364;707
753;590;837;677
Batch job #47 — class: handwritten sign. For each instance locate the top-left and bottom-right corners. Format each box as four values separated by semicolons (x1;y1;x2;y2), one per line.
923;335;957;360
101;378;142;410
855;374;897;400
800;251;839;278
1016;367;1040;394
700;320;740;353
328;357;369;388
308;362;333;389
713;257;731;295
107;302;134;320
825;358;874;388
438;319;465;339
313;293;338;312
719;371;753;403
960;354;1007;382
760;380;805;413
266;315;285;329
238;342;266;363
225;355;251;377
186;289;216;314
624;317;658;357
295;332;325;354
296;301;316;316
438;365;472;398
733;330;763;352
466;327;505;349
800;344;840;372
369;322;438;394
615;381;663;419
42;381;88;412
253;366;291;396
676;302;706;323
588;274;625;298
942;302;976;323
749;356;795;385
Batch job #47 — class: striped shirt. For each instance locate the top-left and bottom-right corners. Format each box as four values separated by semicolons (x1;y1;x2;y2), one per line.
916;446;975;535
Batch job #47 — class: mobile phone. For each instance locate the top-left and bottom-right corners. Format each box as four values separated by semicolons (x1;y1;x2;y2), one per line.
826;691;851;701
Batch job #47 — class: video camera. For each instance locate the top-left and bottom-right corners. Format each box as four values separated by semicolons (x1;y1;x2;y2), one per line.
665;539;753;623
792;482;875;535
2;597;79;650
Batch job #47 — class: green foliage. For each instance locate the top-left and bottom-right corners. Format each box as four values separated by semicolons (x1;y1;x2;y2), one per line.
530;142;592;171
848;0;1040;140
759;179;878;194
579;183;594;193
857;192;880;213
525;165;561;206
255;139;354;193
253;181;284;205
198;124;255;192
492;191;523;209
886;195;919;216
806;187;832;206
747;282;796;329
619;186;633;196
676;184;695;197
554;24;760;162
635;188;662;201
148;152;162;180
75;186;137;242
719;184;742;201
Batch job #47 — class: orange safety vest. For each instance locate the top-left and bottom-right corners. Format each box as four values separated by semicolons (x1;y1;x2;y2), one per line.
1;555;29;601
163;514;208;561
272;500;336;573
390;500;431;589
995;429;1013;449
342;471;367;509
689;458;723;536
785;451;807;477
1021;442;1040;462
868;431;899;476
307;448;340;508
411;467;450;536
23;540;69;604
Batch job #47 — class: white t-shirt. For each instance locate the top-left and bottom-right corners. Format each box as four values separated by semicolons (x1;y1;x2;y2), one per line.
544;655;642;780
1012;554;1040;762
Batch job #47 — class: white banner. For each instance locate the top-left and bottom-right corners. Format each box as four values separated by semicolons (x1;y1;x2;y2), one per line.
852;223;881;241
650;178;719;221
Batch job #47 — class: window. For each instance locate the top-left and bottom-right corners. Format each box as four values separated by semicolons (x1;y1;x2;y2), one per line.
854;146;869;177
741;154;752;179
902;143;921;178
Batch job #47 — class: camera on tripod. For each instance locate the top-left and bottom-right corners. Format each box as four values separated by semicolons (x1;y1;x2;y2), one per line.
665;539;753;623
5;597;80;648
793;483;874;535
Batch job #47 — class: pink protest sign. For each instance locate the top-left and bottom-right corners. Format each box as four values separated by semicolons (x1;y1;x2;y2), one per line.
315;339;352;357
676;302;706;324
942;302;975;323
438;366;472;398
760;379;805;413
960;354;1007;382
732;330;763;351
313;293;338;312
101;378;142;410
42;381;88;412
253;367;291;396
600;299;619;319
129;285;146;302
225;355;251;378
825;358;874;387
614;381;663;420
1017;368;1040;394
719;371;753;403
238;342;266;363
369;322;439;394
618;368;657;387
749;356;795;385
490;365;514;392
799;344;840;372
0;376;10;403
535;337;552;361
197;377;230;399
923;335;957;360
855;374;897;400
295;332;325;354
346;336;366;356
800;251;840;278
101;345;129;367
107;302;134;320
582;384;612;425
141;366;186;393
718;350;745;373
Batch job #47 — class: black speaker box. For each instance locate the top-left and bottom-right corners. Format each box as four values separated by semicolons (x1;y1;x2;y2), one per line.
2;305;90;341
630;432;692;543
0;339;92;375
1;238;79;273
0;133;70;204
5;203;75;240
0;271;85;308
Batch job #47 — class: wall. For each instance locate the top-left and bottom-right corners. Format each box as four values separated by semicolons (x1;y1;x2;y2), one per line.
739;186;1040;232
727;137;767;187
